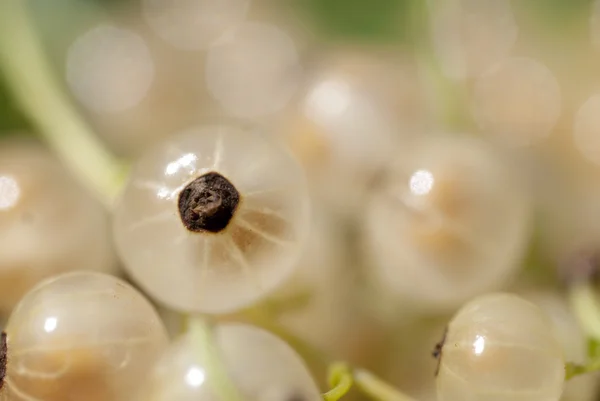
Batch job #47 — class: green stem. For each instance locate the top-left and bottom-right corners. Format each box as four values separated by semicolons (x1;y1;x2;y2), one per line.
353;369;417;401
188;317;244;401
234;309;417;401
0;0;126;207
323;363;353;401
408;0;470;132
568;282;600;342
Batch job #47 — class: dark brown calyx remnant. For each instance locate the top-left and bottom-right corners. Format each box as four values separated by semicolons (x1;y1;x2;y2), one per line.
432;326;447;377
0;332;7;390
178;172;240;233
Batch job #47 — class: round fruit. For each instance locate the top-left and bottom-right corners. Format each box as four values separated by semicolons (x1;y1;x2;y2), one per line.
205;21;301;118
0;139;116;314
142;0;250;51
472;57;561;147
363;134;530;312
2;271;168;401
66;24;154;114
113;124;310;314
136;322;321;401
436;293;565;401
429;0;518;80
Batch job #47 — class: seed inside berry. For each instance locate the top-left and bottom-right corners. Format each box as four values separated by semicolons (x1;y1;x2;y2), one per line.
178;172;240;233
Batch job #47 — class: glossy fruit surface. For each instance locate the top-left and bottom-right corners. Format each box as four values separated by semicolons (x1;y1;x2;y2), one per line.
113;124;310;314
3;271;168;401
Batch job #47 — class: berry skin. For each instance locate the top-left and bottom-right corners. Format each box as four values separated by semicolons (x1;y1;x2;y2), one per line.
436;293;565;401
113;124;310;314
363;134;531;312
136;323;322;401
0;139;117;314
2;272;168;401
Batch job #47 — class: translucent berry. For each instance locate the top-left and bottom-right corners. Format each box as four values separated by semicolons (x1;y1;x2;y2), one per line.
136;322;321;401
278;50;407;216
66;24;154;114
142;0;250;51
2;272;168;401
472;57;561;147
429;0;518;80
205;21;301;118
436;293;565;401
0;139;116;314
113;124;310;314
363;134;531;312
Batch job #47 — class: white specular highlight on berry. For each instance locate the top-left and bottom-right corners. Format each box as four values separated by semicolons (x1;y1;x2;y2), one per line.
304;79;352;119
66;25;155;114
0;175;20;210
43;316;58;333
409;169;434;196
185;366;206;388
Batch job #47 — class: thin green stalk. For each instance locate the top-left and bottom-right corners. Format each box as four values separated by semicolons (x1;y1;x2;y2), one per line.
0;0;126;206
353;369;417;401
188;317;244;401
568;282;600;342
323;363;353;401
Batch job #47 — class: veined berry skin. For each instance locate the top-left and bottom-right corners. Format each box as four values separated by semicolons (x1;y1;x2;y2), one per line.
436;293;565;401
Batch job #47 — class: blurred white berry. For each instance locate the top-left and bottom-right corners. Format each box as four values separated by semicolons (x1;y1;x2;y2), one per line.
206;22;302;119
472;57;561;147
136;322;321;401
142;0;250;50
429;0;518;80
363;134;531;312
66;24;154;114
0;139;116;314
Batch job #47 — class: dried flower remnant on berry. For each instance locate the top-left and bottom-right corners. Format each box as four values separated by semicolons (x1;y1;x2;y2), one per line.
432;326;447;377
178;172;240;233
0;332;6;390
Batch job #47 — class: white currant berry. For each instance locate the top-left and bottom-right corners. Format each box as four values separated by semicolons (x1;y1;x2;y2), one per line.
66;24;155;114
0;139;116;314
206;21;302;118
363;134;531;312
113;124;310;314
278;50;406;216
436;293;565;401
142;0;251;51
2;271;168;401
429;0;518;80
136;322;321;401
472;57;561;147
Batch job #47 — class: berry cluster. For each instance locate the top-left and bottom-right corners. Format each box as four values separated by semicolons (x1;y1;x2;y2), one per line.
2;1;600;401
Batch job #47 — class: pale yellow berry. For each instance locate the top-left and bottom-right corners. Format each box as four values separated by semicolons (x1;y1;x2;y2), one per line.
136;323;321;401
437;293;565;401
113;124;310;314
0;139;116;314
363;135;530;312
3;272;168;401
